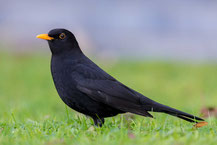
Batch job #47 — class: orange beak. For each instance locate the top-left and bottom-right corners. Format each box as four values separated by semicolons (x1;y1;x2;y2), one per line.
36;34;54;40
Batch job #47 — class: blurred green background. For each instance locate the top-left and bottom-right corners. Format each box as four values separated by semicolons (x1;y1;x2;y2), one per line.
1;53;217;119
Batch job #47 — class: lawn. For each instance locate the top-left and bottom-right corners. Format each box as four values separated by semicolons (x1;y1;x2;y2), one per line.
0;53;216;145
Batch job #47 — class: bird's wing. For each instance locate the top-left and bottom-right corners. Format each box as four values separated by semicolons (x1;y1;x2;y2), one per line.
73;62;153;117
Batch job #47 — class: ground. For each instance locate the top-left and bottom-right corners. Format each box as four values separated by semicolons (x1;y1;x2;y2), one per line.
0;53;216;145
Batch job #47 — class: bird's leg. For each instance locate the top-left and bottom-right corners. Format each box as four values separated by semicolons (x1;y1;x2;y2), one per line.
93;118;104;127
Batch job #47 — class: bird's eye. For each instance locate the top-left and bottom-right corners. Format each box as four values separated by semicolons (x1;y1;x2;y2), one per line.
59;33;66;39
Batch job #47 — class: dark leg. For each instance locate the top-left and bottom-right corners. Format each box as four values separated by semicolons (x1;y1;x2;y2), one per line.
93;118;105;127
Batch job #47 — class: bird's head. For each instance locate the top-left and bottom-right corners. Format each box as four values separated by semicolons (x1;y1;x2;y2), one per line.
36;29;80;55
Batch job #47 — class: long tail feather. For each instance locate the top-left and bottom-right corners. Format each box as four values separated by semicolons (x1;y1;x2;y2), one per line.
145;102;204;123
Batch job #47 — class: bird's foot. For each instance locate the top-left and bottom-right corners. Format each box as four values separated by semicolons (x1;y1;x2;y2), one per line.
93;118;104;127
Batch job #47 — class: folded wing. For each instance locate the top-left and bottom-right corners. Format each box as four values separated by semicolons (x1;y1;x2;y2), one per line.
77;79;153;117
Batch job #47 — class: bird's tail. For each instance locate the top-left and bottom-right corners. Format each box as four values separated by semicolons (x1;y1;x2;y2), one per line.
144;100;204;123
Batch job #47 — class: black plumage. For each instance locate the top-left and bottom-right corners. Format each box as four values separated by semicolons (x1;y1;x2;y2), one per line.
37;29;204;126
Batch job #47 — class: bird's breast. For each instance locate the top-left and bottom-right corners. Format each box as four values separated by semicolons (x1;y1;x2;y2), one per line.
51;59;78;102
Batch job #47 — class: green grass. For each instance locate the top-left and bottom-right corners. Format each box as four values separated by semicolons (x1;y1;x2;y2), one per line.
0;53;216;145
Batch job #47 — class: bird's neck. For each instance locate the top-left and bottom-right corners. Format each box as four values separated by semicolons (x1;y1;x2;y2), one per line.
52;49;84;61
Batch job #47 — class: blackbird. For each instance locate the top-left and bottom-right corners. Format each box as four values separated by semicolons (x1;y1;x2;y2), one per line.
36;28;204;126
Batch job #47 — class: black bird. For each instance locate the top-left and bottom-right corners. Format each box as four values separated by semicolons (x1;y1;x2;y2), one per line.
37;29;204;126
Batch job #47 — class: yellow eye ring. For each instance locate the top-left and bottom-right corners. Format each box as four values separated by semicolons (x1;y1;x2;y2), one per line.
59;33;66;39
